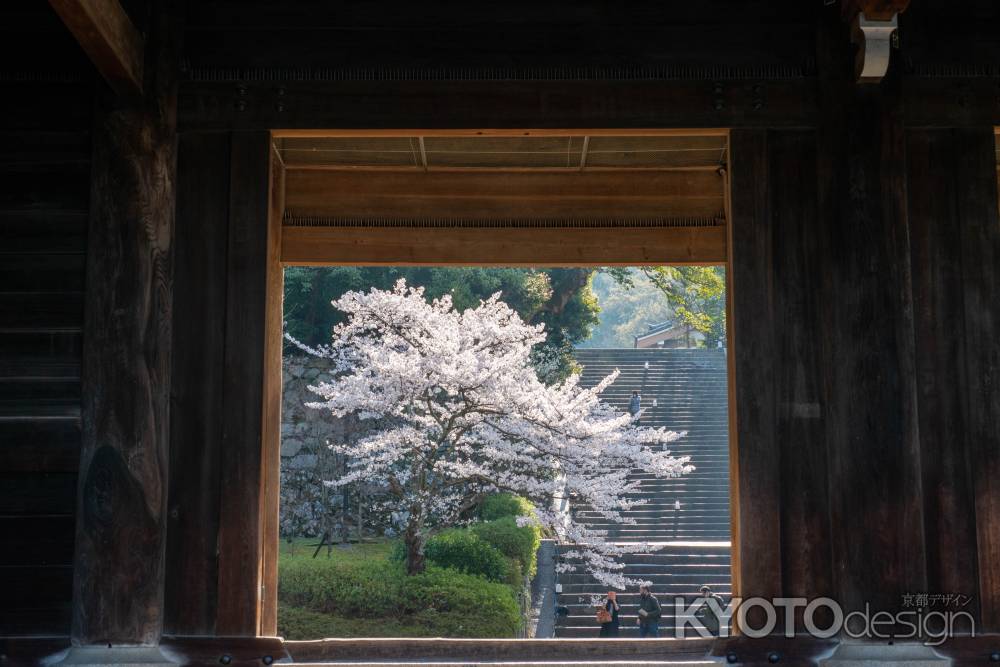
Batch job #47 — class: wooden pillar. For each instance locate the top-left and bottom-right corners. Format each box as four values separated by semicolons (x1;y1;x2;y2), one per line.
215;131;274;636
952;129;1000;632
164;131;280;637
815;8;925;619
905;129;982;624
163;132;231;636
907;127;1000;632
729;128;833;633
72;2;178;647
728;129;783;616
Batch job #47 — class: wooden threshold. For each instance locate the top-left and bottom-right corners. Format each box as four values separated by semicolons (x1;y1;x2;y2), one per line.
274;128;730;139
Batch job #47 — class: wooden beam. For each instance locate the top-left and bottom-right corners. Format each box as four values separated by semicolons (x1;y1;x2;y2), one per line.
49;0;144;97
181;79;817;132
284;169;725;221
842;0;911;22
280;224;726;266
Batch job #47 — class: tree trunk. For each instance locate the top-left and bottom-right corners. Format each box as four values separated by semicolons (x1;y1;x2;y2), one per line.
531;268;592;321
404;525;426;575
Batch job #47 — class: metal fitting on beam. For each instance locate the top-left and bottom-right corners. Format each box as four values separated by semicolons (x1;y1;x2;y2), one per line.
850;11;898;83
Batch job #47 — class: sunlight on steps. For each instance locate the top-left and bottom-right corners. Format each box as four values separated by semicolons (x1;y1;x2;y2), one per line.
554;349;732;639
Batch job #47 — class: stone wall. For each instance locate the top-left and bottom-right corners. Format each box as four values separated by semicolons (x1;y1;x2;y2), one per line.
281;354;344;469
280;354;354;537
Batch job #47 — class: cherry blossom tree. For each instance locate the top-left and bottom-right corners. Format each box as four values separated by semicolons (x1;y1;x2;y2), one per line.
294;280;692;586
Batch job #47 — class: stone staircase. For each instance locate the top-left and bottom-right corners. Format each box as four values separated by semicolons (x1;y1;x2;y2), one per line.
554;348;732;638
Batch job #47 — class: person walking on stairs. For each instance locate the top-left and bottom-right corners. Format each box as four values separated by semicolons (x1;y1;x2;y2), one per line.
694;585;727;636
597;590;621;637
636;583;662;637
629;390;642;424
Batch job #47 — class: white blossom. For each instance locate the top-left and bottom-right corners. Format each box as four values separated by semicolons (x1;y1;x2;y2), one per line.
296;280;693;585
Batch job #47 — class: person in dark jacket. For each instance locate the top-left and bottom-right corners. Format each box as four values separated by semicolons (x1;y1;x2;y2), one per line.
694;585;727;636
636;583;662;638
599;590;621;637
628;391;642;423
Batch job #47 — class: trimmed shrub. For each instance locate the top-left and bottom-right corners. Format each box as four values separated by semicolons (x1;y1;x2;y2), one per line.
279;557;402;617
479;493;534;521
471;517;542;579
278;560;521;638
398;565;520;635
423;529;507;582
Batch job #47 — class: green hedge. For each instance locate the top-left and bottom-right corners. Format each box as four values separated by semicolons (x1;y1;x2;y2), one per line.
471;517;541;580
423;529;508;582
280;557;401;617
278;558;520;639
479;493;534;521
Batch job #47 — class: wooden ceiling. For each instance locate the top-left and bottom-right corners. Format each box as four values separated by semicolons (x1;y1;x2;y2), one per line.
274;131;730;266
275;133;728;171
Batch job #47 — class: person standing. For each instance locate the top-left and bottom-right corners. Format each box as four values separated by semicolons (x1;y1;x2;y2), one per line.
629;390;642;423
636;583;662;638
598;590;621;637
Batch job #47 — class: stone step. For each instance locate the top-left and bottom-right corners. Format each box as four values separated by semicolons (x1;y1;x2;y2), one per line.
572;514;730;520
575;500;730;506
557;610;730;625
575;525;731;533
615;491;730;499
558;555;731;564
557;572;732;585
596;537;729;543
593;376;726;379
559;597;729;609
575;515;730;521
561;569;733;580
560;553;730;561
573;522;731;529
558;585;731;596
553;626;719;639
557;591;730;603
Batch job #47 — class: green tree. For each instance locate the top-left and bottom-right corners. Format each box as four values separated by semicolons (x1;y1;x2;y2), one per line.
283;267;599;379
582;270;677;348
641;266;727;348
284;266;726;361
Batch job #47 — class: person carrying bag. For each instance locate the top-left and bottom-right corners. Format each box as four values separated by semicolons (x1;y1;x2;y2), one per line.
597;590;620;637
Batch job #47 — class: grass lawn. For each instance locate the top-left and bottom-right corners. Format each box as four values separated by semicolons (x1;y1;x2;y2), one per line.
277;537;523;639
280;537;394;563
